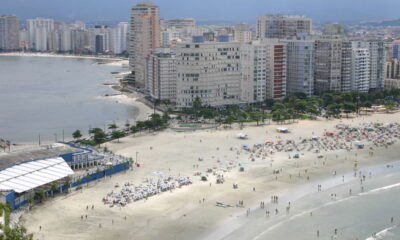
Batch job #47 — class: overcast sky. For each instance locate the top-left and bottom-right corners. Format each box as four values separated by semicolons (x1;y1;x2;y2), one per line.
2;0;400;24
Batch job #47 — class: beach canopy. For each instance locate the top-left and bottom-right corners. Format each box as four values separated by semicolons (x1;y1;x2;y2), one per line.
0;157;73;193
255;142;264;146
242;144;249;148
276;127;289;133
237;133;248;139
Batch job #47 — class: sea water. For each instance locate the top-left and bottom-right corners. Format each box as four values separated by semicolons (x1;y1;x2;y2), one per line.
0;56;137;143
214;160;400;240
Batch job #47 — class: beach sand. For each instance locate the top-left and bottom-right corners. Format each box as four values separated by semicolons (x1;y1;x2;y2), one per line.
21;112;400;240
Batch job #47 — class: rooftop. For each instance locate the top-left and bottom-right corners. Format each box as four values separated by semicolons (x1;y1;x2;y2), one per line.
0;144;79;169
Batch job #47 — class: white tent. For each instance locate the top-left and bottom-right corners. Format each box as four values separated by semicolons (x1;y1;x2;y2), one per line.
237;133;248;139
0;157;73;193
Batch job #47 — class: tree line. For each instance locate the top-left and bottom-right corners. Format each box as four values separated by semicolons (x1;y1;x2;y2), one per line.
72;113;170;146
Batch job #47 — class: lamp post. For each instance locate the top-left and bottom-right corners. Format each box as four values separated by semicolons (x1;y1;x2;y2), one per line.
135;151;139;164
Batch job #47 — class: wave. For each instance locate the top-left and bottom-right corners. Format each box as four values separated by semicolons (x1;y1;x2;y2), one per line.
361;182;400;195
365;225;397;240
252;182;400;240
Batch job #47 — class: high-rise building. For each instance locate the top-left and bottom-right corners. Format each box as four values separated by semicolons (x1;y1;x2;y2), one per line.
351;48;370;93
351;40;386;90
0;15;20;50
26;18;54;51
340;40;353;92
392;43;400;59
314;37;343;93
129;2;160;87
175;38;254;108
95;34;105;54
115;22;129;54
282;38;314;97
146;48;177;101
385;59;400;80
252;39;287;101
256;15;312;39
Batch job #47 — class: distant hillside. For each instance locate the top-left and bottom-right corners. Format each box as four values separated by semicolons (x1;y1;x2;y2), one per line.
361;19;400;27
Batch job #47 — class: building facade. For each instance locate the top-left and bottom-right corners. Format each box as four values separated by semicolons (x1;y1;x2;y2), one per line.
351;48;370;92
252;39;287;101
0;15;20;50
146;48;177;101
256;15;312;39
314;37;343;93
351;40;385;91
175;39;254;108
129;2;160;87
283;38;314;97
26;18;54;51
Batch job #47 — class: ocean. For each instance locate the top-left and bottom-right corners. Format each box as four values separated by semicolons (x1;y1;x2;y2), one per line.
0;56;137;143
208;151;400;240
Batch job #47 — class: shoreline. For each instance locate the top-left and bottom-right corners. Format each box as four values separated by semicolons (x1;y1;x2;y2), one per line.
20;111;400;240
0;52;129;66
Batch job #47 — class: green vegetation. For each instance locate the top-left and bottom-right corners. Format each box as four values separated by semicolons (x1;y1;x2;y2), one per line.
0;203;33;239
111;131;126;143
178;90;400;123
72;130;82;140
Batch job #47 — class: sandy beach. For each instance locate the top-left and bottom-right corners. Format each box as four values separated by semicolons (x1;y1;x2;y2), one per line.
21;112;400;240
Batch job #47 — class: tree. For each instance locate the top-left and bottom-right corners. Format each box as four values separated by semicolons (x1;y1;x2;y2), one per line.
50;183;57;197
111;131;126;143
90;128;106;144
136;121;146;131
326;104;342;118
342;102;357;118
108;123;118;132
34;189;46;203
3;225;33;240
130;125;139;134
72;130;82;140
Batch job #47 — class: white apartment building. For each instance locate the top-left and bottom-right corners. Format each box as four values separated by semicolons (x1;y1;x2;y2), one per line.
175;38;254;108
351;40;385;90
351;48;370;93
146;48;177;101
252;39;287;101
282;38;314;97
114;22;129;54
27;18;54;51
129;2;160;87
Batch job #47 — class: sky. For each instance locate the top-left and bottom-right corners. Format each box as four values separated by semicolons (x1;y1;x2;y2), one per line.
2;0;400;24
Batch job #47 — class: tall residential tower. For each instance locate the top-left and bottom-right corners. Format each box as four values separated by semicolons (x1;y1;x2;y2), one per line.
0;15;20;50
129;2;160;87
